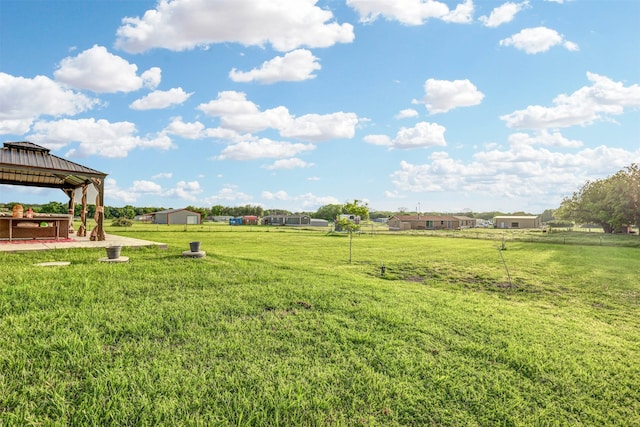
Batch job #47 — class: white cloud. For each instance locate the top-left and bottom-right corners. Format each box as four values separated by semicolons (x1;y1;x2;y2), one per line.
105;178;138;204
28;118;174;158
364;121;447;149
261;190;339;209
347;0;473;25
141;68;162;89
130;87;192;110
262;190;290;200
163;117;206;139
389;143;640;204
203;185;253;205
499;26;578;54
507;130;583;148
395;108;419;119
229;49;321;84
105;178;201;204
152;172;173;179
479;1;529;28
443;0;475;23
197;91;290;133
54;45;161;93
216;137;315;161
423;78;484;114
501;72;640;129
364;134;392;146
281;112;359;141
115;0;354;53
263;158;314;170
198;91;359;141
131;180;163;194
0;72;98;135
383;190;406;199
165;180;202;201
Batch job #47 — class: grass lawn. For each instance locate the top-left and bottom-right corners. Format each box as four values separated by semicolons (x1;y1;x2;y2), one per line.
1;225;638;425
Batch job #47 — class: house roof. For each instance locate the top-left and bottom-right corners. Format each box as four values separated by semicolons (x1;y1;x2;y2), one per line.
152;208;200;215
391;215;460;221
493;216;539;220
0;141;107;189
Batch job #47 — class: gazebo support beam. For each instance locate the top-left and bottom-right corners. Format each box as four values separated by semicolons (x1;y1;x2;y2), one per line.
63;188;75;235
90;178;106;241
77;184;88;237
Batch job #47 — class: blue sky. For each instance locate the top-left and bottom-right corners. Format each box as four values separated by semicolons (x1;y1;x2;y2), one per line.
1;0;639;213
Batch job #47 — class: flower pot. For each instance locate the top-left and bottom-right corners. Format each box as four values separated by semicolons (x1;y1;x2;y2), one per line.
189;241;201;252
106;246;122;259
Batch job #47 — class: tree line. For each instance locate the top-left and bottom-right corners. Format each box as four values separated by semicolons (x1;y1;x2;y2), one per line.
1;198;544;223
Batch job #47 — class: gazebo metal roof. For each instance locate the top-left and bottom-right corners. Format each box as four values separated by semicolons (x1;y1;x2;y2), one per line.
0;141;108;241
0;141;106;189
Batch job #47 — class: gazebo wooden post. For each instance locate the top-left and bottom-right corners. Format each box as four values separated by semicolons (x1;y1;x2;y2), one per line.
64;188;75;235
77;184;88;237
97;178;105;241
90;178;106;241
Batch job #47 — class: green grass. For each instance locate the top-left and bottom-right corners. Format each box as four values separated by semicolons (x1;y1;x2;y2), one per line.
1;226;639;425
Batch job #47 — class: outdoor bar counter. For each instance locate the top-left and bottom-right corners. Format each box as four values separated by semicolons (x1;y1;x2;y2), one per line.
0;215;70;242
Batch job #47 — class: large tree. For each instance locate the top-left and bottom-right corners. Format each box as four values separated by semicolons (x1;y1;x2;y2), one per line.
555;164;640;233
314;204;343;221
343;199;370;221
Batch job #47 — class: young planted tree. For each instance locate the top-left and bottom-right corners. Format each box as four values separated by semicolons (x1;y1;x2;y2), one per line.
336;217;361;263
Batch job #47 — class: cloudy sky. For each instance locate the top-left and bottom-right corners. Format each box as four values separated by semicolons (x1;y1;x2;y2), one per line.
1;0;638;213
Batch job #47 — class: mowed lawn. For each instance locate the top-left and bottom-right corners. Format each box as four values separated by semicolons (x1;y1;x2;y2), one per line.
1;227;638;426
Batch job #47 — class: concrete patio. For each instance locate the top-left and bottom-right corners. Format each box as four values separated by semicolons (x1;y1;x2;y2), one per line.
0;233;168;252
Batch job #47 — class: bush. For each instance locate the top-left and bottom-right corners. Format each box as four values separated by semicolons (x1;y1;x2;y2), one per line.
546;220;574;228
111;218;133;227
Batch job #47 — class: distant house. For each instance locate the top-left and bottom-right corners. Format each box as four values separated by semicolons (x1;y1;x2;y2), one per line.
229;217;243;226
242;215;259;225
310;218;329;227
263;214;311;226
388;215;463;231
453;216;477;228
338;214;361;224
494;216;541;229
151;208;201;225
134;214;153;222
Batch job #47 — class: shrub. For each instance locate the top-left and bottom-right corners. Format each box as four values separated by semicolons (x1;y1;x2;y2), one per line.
111;218;133;227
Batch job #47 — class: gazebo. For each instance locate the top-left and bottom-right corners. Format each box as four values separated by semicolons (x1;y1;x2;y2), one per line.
0;141;108;241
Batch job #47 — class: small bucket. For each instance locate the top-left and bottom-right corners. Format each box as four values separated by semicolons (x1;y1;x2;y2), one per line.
189;241;201;252
106;246;122;259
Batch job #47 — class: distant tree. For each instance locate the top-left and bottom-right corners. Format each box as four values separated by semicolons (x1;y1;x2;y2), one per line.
314;204;343;221
86;204;96;219
185;205;207;218
369;211;394;220
555;164;639;233
39;201;66;214
210;205;226;216
121;205;136;219
540;209;555;223
343;199;369;221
